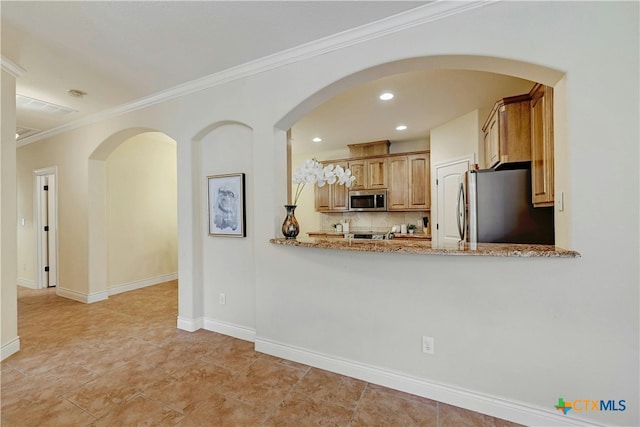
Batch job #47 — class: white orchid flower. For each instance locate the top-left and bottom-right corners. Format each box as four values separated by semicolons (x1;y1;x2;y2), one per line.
291;158;356;205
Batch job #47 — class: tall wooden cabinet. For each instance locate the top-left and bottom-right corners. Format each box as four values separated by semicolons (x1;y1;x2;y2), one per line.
530;83;554;207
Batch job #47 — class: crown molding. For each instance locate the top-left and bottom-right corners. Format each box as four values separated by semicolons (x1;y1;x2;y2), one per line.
17;0;496;147
1;55;26;78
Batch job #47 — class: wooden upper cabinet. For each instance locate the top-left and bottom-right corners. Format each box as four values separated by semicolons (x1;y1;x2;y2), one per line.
317;152;429;212
482;94;531;169
388;156;409;210
347;160;366;191
530;84;554;207
366;158;388;189
408;153;430;210
388;153;430;211
314;161;349;212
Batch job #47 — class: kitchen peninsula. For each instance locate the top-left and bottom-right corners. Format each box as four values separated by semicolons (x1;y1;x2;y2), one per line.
270;236;580;258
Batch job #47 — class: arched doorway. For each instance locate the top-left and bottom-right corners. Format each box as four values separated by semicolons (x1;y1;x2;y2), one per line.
88;128;178;300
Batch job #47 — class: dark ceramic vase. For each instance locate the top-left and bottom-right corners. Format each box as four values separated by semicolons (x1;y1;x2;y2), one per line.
281;205;299;239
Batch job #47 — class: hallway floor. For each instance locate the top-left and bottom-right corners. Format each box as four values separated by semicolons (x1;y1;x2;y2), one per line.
2;282;522;426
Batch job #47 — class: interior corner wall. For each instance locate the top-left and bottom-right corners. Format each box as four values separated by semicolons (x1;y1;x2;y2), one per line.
199;123;255;335
1;68;19;359
105;132;178;291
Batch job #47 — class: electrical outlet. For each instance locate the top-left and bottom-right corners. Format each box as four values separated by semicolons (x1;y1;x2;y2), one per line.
422;336;435;355
219;293;226;305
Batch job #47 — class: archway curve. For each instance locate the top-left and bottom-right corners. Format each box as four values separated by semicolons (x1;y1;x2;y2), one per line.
275;54;565;132
192;120;253;143
88;127;178;301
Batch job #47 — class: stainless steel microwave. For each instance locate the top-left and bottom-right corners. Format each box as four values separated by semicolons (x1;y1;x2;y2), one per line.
349;190;387;211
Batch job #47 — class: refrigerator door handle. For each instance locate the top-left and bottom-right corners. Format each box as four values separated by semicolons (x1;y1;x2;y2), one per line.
457;182;466;241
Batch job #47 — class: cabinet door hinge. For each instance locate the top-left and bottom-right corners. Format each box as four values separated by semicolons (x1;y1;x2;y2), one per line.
44;266;50;272
44;185;49;191
44;226;49;232
436;224;439;230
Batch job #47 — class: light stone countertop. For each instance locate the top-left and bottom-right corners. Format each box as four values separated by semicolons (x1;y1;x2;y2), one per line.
270;236;581;258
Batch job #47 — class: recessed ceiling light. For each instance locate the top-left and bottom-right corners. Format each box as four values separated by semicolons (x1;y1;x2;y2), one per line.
379;92;394;101
396;125;407;131
312;137;322;143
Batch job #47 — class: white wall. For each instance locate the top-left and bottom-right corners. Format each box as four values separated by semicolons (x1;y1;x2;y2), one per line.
105;132;177;291
10;2;639;425
1;67;20;359
196;122;255;337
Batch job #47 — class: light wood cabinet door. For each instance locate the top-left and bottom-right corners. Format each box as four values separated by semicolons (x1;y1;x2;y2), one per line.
530;84;554;207
331;161;349;211
314;161;349;211
314;182;330;211
366;158;388;189
408;153;430;209
482;95;531;169
388;153;430;211
486;112;500;168
388;156;408;210
348;160;366;191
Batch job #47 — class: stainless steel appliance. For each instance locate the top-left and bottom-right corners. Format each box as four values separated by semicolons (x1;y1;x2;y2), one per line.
458;167;554;244
349;190;387;212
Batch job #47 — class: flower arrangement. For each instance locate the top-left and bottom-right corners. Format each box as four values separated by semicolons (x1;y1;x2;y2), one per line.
291;159;356;205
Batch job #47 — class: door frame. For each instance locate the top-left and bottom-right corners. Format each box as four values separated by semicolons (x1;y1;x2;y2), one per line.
432;154;474;246
34;166;58;289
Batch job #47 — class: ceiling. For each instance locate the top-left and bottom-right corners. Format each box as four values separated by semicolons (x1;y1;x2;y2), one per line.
2;1;535;152
2;1;427;140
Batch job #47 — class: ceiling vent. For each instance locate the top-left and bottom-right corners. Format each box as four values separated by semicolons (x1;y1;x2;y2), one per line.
16;94;77;116
16;126;41;140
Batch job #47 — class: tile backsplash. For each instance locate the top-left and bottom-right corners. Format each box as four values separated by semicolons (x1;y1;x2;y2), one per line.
321;211;431;235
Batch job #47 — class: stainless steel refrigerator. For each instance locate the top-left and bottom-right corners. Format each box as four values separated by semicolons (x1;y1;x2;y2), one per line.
458;167;554;245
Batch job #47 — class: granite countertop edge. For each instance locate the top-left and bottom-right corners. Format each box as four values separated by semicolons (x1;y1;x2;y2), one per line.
269;238;581;258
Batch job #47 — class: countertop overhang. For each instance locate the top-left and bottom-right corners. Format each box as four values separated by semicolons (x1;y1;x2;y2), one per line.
270;237;580;258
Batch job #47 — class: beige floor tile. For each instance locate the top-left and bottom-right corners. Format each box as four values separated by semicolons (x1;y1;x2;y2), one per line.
265;392;355;427
89;394;184;427
1;395;96;427
350;384;438;427
439;403;524;427
177;392;268;427
292;367;366;411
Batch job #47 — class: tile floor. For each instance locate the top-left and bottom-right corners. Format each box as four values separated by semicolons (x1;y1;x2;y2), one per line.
1;282;523;426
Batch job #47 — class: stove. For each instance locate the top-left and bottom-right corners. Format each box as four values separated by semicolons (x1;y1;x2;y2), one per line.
348;232;389;240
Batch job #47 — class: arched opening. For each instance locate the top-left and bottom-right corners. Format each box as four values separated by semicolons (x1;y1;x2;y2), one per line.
88;128;178;301
276;55;567;247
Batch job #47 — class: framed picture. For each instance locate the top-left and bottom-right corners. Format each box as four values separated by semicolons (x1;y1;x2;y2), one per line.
208;173;246;237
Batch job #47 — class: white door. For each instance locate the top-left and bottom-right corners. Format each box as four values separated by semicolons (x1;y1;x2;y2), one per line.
434;157;471;246
35;168;58;288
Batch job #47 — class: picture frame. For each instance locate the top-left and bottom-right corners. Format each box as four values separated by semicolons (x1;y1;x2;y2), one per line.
208;173;246;237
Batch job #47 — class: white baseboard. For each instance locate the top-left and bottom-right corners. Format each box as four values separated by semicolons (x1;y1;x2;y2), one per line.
108;273;178;296
17;277;36;289
1;337;20;361
203;318;256;342
177;316;203;332
254;337;604;427
56;287;108;304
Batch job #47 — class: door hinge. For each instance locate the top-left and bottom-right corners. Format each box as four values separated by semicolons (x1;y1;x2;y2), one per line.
44;226;49;231
44;266;50;272
436;224;439;230
436;179;438;185
44;185;49;191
